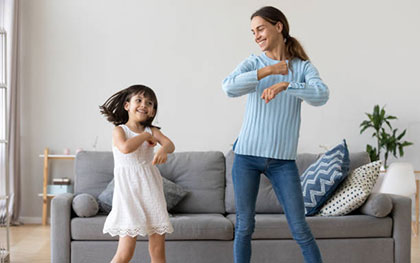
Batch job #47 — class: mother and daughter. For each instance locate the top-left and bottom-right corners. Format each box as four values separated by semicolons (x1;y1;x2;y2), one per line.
99;6;328;263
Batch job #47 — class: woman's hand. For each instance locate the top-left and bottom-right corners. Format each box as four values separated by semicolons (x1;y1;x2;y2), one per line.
257;61;288;80
261;82;289;103
152;148;168;165
270;61;288;75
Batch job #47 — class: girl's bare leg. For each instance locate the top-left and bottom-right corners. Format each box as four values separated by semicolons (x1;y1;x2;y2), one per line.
149;233;166;263
111;235;137;263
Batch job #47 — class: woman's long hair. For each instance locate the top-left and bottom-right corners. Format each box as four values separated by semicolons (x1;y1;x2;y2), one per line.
251;6;309;61
99;84;159;128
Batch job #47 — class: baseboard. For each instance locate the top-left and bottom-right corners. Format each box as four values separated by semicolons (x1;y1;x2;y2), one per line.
19;216;50;224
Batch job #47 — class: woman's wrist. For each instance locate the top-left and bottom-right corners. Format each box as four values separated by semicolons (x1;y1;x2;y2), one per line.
273;82;289;95
281;81;290;91
257;66;273;80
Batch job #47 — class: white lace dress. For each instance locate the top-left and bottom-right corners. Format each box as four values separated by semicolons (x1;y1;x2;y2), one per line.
103;125;174;237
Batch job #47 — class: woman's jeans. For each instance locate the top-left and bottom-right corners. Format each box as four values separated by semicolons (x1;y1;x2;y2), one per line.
232;154;323;263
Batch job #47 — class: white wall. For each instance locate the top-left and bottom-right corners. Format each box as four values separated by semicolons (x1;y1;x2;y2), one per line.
19;0;420;219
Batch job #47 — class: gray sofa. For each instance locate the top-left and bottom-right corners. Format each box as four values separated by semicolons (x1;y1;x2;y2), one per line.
51;150;412;263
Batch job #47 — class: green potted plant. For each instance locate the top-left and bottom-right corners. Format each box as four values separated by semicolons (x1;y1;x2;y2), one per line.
360;105;413;168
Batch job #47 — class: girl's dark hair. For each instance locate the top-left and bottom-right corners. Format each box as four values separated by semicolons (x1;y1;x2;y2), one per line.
251;6;309;61
100;84;159;128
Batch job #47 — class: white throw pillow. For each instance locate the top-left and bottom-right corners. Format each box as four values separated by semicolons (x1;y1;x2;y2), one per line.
317;160;382;216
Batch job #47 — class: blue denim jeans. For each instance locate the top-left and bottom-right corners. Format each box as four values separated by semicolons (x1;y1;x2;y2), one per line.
232;154;323;263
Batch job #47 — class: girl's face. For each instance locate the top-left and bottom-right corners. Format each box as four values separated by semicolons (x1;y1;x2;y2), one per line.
124;93;155;123
251;16;283;52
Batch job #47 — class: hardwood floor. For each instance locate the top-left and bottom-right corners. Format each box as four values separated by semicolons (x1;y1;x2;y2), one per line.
7;224;420;262
9;225;50;263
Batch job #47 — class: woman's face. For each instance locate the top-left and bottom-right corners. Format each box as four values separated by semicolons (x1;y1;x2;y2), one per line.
251;16;283;52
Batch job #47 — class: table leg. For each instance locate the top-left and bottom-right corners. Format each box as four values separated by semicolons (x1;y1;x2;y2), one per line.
42;148;49;226
416;180;419;236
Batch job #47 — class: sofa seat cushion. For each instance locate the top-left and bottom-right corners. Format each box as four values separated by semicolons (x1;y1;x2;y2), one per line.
72;214;233;241
227;214;392;239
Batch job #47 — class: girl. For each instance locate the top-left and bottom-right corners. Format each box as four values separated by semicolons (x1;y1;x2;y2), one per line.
222;6;329;263
100;84;175;263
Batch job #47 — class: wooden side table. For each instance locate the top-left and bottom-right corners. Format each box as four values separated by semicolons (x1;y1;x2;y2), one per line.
39;148;75;225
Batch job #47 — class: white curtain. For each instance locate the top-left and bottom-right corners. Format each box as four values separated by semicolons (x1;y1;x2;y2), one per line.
0;0;20;224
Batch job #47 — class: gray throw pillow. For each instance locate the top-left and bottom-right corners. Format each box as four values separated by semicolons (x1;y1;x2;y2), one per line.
72;193;99;217
161;176;188;211
359;193;393;217
98;177;188;214
98;179;114;213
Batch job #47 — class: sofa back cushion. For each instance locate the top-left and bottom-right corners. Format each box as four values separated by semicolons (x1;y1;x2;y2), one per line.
225;150;370;214
75;151;115;198
75;150;226;214
157;151;226;213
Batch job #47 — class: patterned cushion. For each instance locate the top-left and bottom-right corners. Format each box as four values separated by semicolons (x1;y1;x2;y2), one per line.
317;161;382;216
301;140;350;216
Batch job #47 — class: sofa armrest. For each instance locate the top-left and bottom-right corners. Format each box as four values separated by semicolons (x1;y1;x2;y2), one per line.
51;193;74;263
388;194;411;263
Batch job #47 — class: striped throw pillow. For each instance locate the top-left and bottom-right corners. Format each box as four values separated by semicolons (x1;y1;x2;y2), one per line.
301;140;350;216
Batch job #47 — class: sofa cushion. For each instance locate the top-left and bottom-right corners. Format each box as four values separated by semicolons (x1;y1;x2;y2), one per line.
75;151;224;213
317;161;382;216
97;179;114;213
72;193;99;217
226;214;392;239
71;214;233;241
97;177;188;213
74;151;114;197
301;140;350;216
156;151;226;213
225;150;370;214
359;193;393;217
296;151;370;175
162;177;189;211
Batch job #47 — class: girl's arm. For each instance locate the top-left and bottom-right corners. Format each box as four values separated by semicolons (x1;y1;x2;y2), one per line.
151;127;175;165
113;126;154;154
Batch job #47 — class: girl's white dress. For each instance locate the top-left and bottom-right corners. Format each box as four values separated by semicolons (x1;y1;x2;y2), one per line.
103;125;174;237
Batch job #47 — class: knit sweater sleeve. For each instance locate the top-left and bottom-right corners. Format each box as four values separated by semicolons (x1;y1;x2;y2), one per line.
286;61;329;106
222;55;259;97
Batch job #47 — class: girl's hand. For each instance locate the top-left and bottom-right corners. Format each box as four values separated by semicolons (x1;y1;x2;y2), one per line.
261;82;289;103
152;148;168;165
147;137;158;147
142;132;158;147
270;61;288;75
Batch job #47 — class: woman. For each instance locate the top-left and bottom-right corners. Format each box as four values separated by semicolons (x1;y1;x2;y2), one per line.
222;6;329;263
